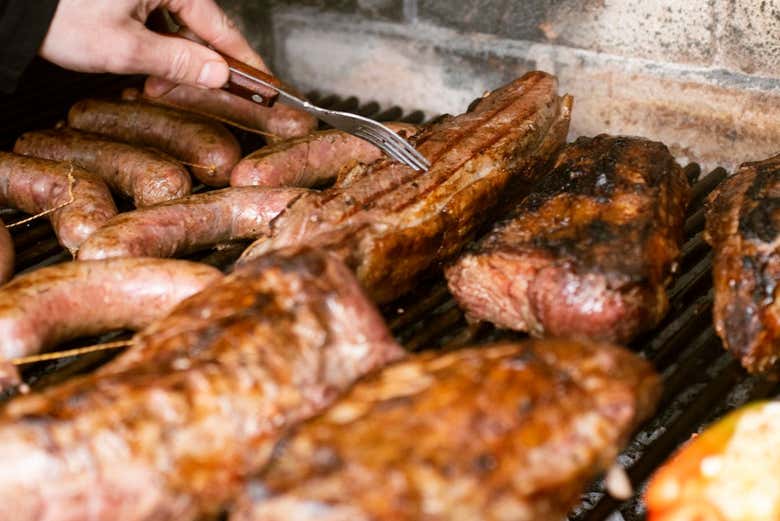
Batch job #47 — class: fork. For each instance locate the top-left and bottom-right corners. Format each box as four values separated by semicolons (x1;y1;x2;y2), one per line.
219;53;431;172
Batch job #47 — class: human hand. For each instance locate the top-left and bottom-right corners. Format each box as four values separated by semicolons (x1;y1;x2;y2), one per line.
39;0;269;96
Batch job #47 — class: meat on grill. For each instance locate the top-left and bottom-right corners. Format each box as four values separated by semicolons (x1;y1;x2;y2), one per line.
0;248;403;521
68;98;241;186
77;187;308;260
704;154;780;374
14;127;192;207
230;123;419;189
125;84;318;143
239;72;573;303
0;258;223;389
0;218;12;284
446;135;691;344
231;337;660;521
0;152;118;254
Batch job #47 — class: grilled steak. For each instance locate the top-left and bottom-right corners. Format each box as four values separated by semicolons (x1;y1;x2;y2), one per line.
704;154;780;374
239;72;572;303
231;338;660;521
446;135;690;343
0;248;403;521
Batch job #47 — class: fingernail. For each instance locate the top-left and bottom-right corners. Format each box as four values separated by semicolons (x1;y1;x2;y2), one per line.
197;61;227;88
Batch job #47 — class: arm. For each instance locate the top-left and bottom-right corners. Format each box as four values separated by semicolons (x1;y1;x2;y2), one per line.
38;0;268;94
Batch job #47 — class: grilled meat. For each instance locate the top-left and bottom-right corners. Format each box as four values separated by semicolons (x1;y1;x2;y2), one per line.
231;338;660;521
704;154;780;374
230;123;419;189
0;257;223;390
446;135;690;343
0;248;403;521
646;401;780;521
239;72;572;303
77;187;308;260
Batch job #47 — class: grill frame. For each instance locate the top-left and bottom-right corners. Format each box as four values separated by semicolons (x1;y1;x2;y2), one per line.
1;59;776;521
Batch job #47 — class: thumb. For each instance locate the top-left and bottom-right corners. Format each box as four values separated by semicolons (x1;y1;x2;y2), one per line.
124;29;229;89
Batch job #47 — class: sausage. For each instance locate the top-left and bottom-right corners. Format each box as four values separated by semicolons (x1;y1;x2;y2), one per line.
68;98;241;186
230;123;420;188
0;257;223;389
0;152;117;254
77;186;308;260
123;84;318;143
0;219;13;285
14;127;192;207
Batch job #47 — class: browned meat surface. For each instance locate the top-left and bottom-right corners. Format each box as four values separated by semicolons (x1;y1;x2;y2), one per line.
126;82;318;143
0;152;117;254
239;72;572;303
231;338;661;521
230;123;419;188
0;248;403;521
446;135;690;343
68;98;241;186
0;218;13;284
704;154;780;374
0;257;222;364
14;127;192;207
77;187;308;260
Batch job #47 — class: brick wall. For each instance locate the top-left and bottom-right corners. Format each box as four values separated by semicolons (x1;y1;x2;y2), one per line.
220;0;780;171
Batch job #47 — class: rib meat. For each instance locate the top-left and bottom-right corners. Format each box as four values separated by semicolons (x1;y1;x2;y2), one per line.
704;154;780;374
446;135;690;343
0;248;403;521
231;338;660;521
239;72;572;303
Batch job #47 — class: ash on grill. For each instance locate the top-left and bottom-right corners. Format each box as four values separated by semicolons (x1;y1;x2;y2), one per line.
0;60;776;521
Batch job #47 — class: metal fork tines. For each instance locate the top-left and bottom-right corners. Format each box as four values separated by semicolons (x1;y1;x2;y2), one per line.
274;90;430;172
317;109;431;172
224;60;430;172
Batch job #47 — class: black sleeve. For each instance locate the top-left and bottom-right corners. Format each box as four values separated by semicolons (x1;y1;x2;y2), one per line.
0;0;60;93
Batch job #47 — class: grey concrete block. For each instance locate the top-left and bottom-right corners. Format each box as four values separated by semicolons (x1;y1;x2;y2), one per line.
221;0;403;22
716;0;780;76
418;0;555;41
548;0;717;66
271;13;780;172
419;0;717;67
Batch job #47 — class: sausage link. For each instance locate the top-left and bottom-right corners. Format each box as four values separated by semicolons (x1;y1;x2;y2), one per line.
0;219;13;284
123;84;318;143
0;257;223;387
77;187;308;260
0;152;117;254
230;123;419;188
14;128;192;207
68;98;241;186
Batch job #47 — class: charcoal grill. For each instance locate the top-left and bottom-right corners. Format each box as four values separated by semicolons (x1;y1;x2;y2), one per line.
1;58;776;521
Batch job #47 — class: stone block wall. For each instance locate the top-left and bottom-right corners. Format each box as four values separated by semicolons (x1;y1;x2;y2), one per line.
220;0;780;171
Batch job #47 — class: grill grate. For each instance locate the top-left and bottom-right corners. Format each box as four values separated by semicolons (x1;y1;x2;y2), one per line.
0;63;774;520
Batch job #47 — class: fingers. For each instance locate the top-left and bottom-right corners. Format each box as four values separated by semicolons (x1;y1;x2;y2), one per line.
164;0;270;72
144;76;178;97
118;28;229;89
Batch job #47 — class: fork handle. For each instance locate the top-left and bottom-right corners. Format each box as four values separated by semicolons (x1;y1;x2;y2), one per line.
217;52;283;108
150;13;284;108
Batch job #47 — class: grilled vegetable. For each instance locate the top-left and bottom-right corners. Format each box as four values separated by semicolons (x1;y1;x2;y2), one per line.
646;401;780;521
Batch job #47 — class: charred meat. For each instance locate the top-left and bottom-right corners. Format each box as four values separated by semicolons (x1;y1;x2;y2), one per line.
0;248;403;521
704;154;780;374
231;338;660;521
239;72;572;303
446;135;691;343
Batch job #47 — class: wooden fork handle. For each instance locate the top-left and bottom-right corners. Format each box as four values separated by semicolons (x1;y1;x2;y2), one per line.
218;53;282;108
